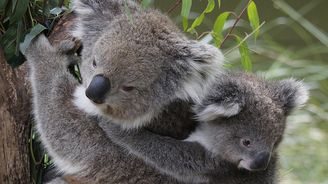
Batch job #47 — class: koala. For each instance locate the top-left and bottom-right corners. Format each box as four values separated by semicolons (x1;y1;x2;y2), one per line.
25;0;227;183
100;71;309;184
72;0;223;128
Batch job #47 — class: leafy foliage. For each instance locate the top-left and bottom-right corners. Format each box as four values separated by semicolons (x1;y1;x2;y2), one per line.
181;0;192;31
0;0;70;67
181;0;261;71
247;1;260;39
212;12;230;46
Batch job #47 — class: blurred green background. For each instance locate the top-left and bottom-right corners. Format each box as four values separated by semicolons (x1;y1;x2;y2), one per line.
155;0;328;183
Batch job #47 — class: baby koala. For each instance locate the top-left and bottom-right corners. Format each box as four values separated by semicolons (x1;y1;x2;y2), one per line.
100;71;309;183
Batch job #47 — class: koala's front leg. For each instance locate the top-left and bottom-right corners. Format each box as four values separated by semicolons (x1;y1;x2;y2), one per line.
25;36;118;178
99;121;217;183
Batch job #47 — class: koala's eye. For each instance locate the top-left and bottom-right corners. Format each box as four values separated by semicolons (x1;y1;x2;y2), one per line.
241;138;251;148
122;86;135;92
92;59;97;68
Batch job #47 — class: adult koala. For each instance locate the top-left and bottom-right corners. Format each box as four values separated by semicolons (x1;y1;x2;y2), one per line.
25;0;225;183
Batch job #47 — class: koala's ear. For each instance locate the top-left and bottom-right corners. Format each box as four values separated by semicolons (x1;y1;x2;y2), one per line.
194;102;242;122
179;41;224;65
272;78;309;113
174;41;225;102
72;0;139;39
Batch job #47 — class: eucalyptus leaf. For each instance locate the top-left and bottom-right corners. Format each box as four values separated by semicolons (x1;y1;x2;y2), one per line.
187;0;215;32
187;13;205;32
11;0;17;12
236;36;252;72
15;20;23;55
0;0;9;12
0;25;17;46
204;0;215;13
19;24;47;55
212;12;230;46
8;52;24;68
247;1;260;39
181;0;192;31
9;0;29;24
50;7;63;15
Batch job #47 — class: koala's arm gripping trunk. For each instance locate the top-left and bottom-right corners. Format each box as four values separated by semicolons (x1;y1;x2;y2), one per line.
26;36;117;176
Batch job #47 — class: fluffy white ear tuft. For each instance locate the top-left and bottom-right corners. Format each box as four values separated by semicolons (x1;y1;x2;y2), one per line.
178;42;225;103
195;103;241;122
276;78;309;110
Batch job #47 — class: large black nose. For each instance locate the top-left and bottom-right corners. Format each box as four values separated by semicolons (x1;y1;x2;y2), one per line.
250;151;270;171
85;74;111;104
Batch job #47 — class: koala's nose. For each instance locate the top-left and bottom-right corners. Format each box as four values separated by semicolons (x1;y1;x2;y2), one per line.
85;74;111;104
250;151;270;171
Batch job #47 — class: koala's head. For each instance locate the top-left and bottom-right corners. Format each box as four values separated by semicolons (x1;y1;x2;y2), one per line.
73;7;223;128
188;72;309;171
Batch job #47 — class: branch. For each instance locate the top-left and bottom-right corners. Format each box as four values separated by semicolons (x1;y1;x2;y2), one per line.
224;21;265;55
219;0;252;48
166;0;182;14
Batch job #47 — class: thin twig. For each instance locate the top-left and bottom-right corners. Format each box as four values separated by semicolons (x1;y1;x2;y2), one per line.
197;31;212;40
166;0;182;14
219;0;252;48
224;21;265;55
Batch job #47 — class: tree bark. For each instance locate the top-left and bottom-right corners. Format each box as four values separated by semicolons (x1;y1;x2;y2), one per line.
0;48;31;183
0;12;78;184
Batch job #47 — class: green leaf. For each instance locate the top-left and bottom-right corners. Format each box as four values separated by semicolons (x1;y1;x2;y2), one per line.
141;0;152;9
212;12;230;46
9;0;29;24
236;36;252;72
0;25;17;46
217;0;221;8
187;0;215;32
204;0;215;13
8;52;24;68
19;24;47;55
0;0;9;12
15;20;23;55
50;7;63;15
181;0;192;31
247;1;260;39
187;13;205;32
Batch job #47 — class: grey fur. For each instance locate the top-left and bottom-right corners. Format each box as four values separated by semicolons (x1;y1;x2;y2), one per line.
100;72;308;184
26;0;226;183
72;0;223;129
26;35;181;184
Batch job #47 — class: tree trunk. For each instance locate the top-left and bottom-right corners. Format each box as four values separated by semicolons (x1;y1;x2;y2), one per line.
0;12;78;184
0;48;31;184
